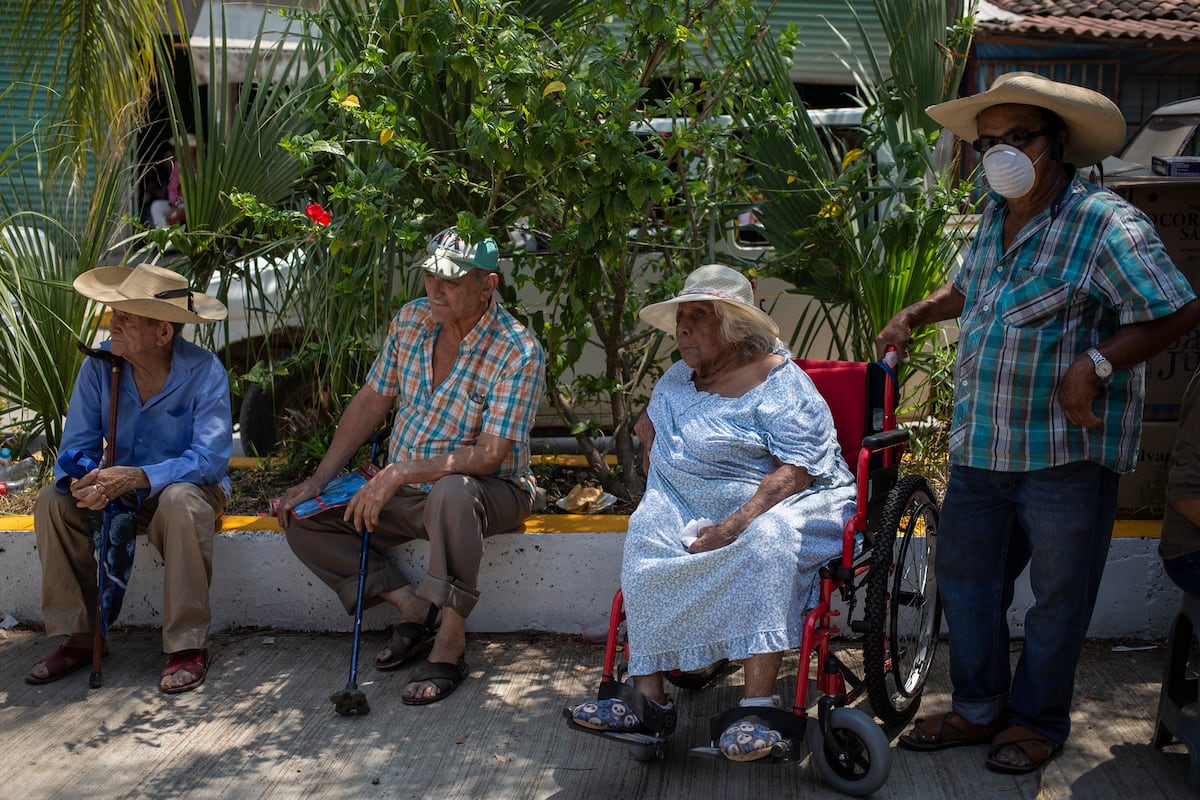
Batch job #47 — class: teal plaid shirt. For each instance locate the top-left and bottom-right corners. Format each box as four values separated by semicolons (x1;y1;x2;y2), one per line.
365;297;546;495
951;174;1195;474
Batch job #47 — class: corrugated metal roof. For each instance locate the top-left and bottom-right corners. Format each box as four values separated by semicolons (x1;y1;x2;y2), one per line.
760;0;889;85
980;0;1200;43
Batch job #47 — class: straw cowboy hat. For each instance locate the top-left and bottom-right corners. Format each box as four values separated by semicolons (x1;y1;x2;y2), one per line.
926;72;1126;167
74;263;227;324
639;263;778;337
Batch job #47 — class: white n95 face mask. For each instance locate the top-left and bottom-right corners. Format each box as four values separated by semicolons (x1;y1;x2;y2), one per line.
981;144;1046;199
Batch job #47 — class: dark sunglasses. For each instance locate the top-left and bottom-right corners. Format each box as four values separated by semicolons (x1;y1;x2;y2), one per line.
971;128;1054;154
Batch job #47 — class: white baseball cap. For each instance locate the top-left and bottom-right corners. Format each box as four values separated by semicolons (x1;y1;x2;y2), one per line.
417;227;500;279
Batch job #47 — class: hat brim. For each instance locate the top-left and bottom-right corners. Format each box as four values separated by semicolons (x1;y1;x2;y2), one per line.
926;72;1126;167
74;267;227;324
640;296;779;338
417;252;475;280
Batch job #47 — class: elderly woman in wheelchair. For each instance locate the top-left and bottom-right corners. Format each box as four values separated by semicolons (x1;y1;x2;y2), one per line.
568;264;856;762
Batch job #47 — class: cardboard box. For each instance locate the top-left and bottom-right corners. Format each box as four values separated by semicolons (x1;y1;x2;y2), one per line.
1112;182;1200;419
1117;420;1177;518
1152;156;1200;177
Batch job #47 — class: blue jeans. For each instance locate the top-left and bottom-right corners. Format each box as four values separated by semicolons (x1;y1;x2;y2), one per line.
938;462;1119;743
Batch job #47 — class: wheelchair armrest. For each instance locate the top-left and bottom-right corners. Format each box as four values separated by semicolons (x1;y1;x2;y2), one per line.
861;428;909;453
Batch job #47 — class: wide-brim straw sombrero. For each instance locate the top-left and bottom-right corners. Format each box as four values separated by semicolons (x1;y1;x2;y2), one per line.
74;263;227;324
926;72;1126;167
639;263;778;337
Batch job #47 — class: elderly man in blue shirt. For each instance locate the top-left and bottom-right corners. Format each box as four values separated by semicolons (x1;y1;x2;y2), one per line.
25;263;232;695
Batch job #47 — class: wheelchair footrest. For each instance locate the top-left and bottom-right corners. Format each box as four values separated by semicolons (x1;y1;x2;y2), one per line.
563;713;671;747
689;738;798;762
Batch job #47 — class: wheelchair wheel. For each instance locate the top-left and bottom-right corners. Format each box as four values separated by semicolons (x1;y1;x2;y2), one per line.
863;474;941;727
808;707;892;796
664;660;729;691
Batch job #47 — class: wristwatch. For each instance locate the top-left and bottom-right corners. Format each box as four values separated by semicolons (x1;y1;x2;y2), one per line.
1086;347;1113;386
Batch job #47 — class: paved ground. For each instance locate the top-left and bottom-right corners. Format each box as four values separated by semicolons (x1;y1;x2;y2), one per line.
0;626;1193;799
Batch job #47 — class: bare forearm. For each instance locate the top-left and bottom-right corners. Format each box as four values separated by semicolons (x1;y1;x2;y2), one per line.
689;462;814;553
311;387;393;486
382;435;511;488
723;463;813;535
1095;300;1200;371
900;282;966;330
875;281;965;359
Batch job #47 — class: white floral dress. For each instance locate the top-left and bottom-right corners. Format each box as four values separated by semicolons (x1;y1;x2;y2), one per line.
622;355;856;676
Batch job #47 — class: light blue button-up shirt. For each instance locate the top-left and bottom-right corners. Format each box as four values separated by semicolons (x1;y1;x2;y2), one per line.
54;337;232;498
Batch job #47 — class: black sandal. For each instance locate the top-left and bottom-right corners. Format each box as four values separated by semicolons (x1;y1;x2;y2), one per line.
401;655;469;706
375;604;439;670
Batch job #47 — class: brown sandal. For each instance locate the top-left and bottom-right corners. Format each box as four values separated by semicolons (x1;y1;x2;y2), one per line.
898;710;1005;751
160;649;211;694
985;724;1062;774
25;644;95;685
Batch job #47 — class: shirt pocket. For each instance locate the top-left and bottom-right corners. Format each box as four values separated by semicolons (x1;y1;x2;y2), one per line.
159;406;194;455
998;274;1073;330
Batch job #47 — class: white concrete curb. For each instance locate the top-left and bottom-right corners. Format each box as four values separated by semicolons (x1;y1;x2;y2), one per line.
0;528;1180;639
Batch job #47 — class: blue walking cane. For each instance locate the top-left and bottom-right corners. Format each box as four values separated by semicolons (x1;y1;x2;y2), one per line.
76;341;129;690
330;428;390;716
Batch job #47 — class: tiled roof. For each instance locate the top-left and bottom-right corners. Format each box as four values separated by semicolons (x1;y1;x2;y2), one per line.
980;0;1200;42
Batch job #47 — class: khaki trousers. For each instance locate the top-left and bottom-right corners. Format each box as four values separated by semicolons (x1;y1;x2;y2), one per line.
35;482;227;653
285;474;531;617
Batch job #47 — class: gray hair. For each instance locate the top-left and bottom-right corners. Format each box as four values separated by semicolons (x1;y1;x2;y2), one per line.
713;301;790;358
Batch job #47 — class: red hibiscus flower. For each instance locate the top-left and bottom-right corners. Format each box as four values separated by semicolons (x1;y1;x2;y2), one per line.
305;202;331;226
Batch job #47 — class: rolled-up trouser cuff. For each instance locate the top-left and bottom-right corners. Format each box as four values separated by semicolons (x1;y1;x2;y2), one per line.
416;573;481;617
336;561;411;615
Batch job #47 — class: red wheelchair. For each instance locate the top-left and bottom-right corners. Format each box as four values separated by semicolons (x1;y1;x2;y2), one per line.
563;357;942;796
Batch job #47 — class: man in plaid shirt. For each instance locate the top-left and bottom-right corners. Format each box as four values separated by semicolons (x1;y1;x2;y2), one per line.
280;226;545;706
876;74;1200;773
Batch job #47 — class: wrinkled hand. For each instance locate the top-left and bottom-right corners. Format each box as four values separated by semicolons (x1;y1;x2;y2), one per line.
1057;356;1103;428
275;478;324;527
687;518;744;553
70;467;138;511
344;465;401;533
874;315;915;363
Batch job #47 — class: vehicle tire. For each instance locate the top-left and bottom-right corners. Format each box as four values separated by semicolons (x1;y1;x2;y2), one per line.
664;659;729;691
238;367;320;456
862;474;941;727
808;707;892;797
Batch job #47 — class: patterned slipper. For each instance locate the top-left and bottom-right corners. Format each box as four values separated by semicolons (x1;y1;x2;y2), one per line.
719;719;783;762
571;696;674;733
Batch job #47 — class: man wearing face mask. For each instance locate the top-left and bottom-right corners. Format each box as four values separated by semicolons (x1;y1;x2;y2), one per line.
876;73;1200;774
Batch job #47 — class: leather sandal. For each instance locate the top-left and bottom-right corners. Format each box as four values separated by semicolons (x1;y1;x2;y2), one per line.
985;724;1063;774
376;604;439;671
160;649;211;694
898;710;1005;751
25;644;96;685
401;655;469;706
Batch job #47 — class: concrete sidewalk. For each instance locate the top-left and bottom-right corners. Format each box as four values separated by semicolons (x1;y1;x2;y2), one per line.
0;625;1193;799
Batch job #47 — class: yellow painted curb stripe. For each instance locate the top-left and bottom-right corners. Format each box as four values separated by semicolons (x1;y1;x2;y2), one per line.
0;514;1156;537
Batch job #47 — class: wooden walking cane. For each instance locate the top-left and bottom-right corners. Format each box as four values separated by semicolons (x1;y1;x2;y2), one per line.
77;342;123;689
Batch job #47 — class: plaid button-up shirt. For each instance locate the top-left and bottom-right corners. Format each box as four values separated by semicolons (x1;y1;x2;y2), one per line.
365;297;545;495
951;174;1195;474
